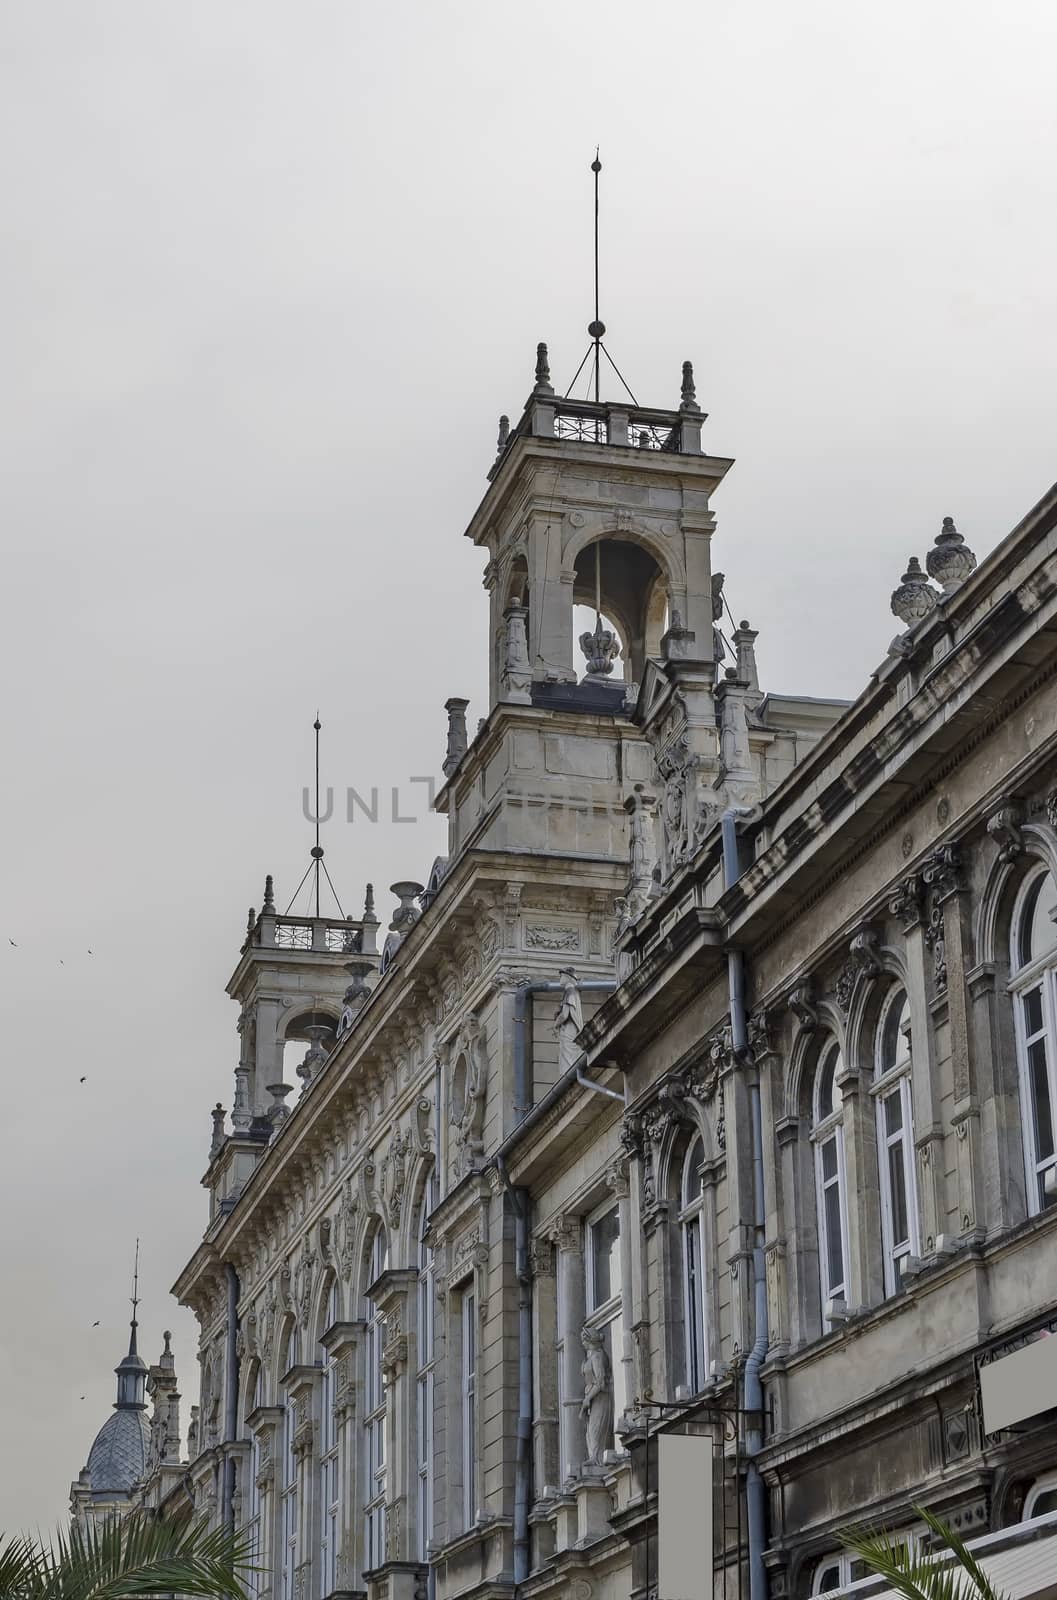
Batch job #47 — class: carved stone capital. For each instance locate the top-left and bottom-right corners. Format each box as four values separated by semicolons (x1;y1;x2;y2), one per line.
889;872;924;932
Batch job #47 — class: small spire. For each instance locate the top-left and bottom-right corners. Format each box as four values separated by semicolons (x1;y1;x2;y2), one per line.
680;360;699;411
364;882;375;918
245;905;256;933
496;414;510;455
534;342;552;393
262;874;275;912
129;1238;140;1357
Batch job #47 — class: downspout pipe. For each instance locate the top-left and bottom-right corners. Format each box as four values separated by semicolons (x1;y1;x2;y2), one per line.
513;980;617;1122
495;1156;532;1589
221;1262;240;1532
721;810;768;1600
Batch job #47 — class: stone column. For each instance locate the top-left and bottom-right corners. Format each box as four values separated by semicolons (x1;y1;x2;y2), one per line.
606;1159;633;1429
320;1323;362;1590
890;872;947;1255
500;600;532;705
249;1405;283;1600
528;1235;559;1496
286;1365;320;1600
548;1215;587;1480
932;858;985;1241
255;996;285;1118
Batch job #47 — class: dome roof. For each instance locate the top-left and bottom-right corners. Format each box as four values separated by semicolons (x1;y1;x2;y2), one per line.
86;1407;150;1496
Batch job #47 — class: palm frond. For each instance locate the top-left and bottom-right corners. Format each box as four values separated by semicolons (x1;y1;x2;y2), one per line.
845;1509;1012;1600
0;1534;41;1600
8;1517;258;1600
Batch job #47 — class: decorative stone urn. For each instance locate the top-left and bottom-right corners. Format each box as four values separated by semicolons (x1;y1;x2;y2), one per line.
891;557;939;627
926;516;977;593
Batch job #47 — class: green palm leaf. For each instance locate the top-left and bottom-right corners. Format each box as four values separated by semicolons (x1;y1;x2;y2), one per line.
844;1507;1010;1600
0;1517;260;1600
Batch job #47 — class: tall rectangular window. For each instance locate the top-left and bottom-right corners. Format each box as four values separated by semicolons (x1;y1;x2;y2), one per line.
363;1233;388;1575
584;1202;626;1444
461;1289;477;1530
416;1190;436;1562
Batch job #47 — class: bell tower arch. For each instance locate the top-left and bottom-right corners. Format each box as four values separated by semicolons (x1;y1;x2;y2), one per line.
471;346;733;712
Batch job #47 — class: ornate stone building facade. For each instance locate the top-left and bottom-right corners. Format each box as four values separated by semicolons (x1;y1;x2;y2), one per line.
84;350;1057;1599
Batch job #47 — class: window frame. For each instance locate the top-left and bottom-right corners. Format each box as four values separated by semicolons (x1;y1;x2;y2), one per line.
677;1136;708;1393
810;1039;850;1313
583;1198;625;1447
1010;866;1057;1214
319;1279;340;1596
279;1329;299;1600
416;1179;438;1561
1025;1470;1057;1520
461;1285;477;1532
872;989;919;1296
363;1230;388;1575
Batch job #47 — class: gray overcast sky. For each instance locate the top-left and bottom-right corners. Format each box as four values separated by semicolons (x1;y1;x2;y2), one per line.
1;0;1054;1530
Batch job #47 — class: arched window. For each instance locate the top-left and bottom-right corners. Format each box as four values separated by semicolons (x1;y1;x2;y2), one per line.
1011;866;1057;1213
811;1553;866;1594
363;1229;388;1574
678;1137;708;1393
1025;1471;1057;1519
319;1280;340;1595
280;1328;299;1600
874;990;919;1294
416;1179;438;1561
811;1040;849;1314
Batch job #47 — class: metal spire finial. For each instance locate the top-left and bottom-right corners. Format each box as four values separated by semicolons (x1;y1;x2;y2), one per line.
283;716;347;919
587;149;605;403
128;1238;140;1357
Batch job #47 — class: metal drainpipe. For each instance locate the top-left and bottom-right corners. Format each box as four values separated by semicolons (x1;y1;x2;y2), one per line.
495;1155;532;1588
513;980;617;1122
721;809;768;1600
221;1262;240;1532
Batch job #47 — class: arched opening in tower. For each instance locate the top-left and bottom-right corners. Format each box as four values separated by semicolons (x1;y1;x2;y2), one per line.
572;537;669;687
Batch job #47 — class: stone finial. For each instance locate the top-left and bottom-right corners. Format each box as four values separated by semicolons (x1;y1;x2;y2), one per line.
360;882;379;956
245;906;256;934
442;697;470;778
534;342;552;393
266;1080;293;1131
209;1103;226;1161
496;415;510;455
733;620;762;703
926;516;977;594
680;360;699;411
579;614;620;680
337;958;373;1039
501;598;532;704
891;558;939;627
389;881;423;934
297;1025;331;1087
262;874;276;912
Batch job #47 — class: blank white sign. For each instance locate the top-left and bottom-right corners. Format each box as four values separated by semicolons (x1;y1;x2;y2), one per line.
980;1333;1057;1433
658;1432;714;1600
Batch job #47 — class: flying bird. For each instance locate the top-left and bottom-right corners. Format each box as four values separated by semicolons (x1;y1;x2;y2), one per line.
87;949;93;955
92;1320;99;1327
8;939;16;947
79;1076;87;1083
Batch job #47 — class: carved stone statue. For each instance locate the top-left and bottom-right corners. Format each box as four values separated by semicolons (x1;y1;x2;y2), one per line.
579;1326;613;1465
711;571;727;662
554;968;584;1074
